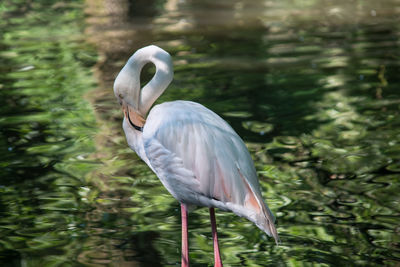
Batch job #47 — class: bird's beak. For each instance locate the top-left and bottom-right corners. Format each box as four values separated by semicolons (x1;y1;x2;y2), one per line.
121;101;129;119
121;100;146;129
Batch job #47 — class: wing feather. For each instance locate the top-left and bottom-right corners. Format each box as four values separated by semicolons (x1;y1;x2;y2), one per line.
142;101;278;240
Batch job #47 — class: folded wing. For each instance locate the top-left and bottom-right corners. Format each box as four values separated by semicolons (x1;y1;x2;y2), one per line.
142;101;278;241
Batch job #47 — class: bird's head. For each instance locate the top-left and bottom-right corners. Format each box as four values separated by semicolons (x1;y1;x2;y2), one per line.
113;45;173;129
113;50;146;128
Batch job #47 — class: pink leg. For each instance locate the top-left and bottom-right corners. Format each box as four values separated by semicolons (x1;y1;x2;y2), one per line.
181;203;189;267
209;208;223;267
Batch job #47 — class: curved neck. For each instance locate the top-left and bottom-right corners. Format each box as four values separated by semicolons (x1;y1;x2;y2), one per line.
127;45;173;116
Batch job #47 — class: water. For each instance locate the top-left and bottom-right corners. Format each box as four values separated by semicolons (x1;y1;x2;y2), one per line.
1;0;400;266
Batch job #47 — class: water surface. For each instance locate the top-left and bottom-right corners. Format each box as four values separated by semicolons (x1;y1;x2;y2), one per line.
1;0;400;266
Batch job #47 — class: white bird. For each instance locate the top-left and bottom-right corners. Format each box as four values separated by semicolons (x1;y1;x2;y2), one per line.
113;45;279;267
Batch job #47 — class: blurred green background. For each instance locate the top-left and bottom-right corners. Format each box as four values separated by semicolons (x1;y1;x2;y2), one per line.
1;0;399;266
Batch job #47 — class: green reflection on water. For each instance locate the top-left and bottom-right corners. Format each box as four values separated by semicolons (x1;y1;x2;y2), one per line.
1;0;400;266
0;0;98;265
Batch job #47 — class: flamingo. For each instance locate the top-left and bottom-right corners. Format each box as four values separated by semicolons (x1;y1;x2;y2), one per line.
113;45;279;266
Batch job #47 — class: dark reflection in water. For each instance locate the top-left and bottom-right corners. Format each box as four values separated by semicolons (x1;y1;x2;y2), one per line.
1;0;400;266
0;1;98;266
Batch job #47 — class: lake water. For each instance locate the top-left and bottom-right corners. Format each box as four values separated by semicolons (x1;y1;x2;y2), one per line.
1;0;400;266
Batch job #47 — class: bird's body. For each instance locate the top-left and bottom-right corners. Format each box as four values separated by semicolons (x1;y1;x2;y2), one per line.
123;100;278;238
114;45;278;266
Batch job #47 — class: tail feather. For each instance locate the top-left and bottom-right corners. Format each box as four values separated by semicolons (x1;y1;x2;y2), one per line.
247;197;279;245
261;204;280;245
223;199;280;245
235;166;280;244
